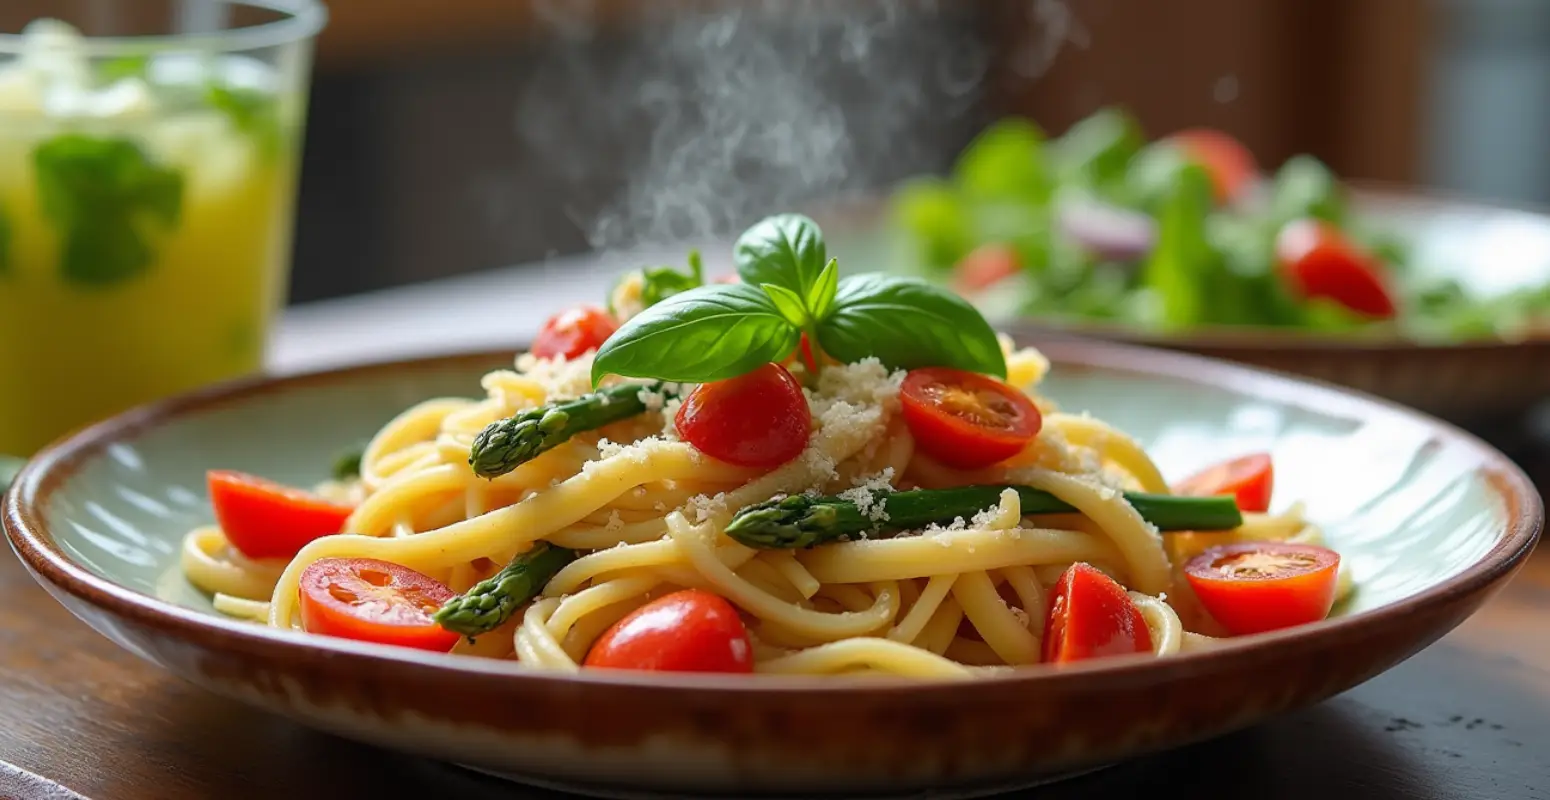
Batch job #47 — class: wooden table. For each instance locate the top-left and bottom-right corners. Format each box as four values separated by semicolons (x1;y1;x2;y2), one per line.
3;263;1549;799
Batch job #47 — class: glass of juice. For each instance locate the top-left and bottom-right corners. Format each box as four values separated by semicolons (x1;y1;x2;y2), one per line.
0;1;325;456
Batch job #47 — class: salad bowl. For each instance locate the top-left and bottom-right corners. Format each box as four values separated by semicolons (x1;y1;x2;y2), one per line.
821;188;1550;424
3;339;1541;799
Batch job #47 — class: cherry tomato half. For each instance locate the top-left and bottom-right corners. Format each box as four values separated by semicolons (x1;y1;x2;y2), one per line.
951;243;1021;294
1043;562;1153;664
298;557;462;652
1169;128;1259;204
532;305;620;361
1183;542;1341;636
584;589;754;673
207;470;354;561
1173;452;1274;513
1276;219;1397;319
676;362;811;468
899;367;1042;470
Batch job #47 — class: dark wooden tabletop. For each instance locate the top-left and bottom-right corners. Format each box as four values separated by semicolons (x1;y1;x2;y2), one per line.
2;425;1548;800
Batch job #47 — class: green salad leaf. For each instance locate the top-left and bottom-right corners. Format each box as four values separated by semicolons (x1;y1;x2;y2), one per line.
1052;106;1145;190
1271;155;1346;225
98;55;149;83
890;177;975;270
33;134;184;288
953;117;1052;205
1141;164;1215;329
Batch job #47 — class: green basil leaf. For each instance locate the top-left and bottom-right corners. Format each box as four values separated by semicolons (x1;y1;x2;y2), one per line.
33;134;184;288
761;283;809;327
734;213;828;300
806;258;838;320
592;284;799;384
817;273;1007;378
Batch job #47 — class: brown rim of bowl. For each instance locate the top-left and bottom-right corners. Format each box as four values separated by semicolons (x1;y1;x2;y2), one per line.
2;339;1542;697
811;181;1550;352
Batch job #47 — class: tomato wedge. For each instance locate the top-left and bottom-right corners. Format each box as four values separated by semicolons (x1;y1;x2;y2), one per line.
584;589;754;673
1173;452;1274;513
951;243;1021;294
532;305;620;361
298;557;461;652
676;362;811;468
1183;542;1341;635
207;470;354;560
1169;127;1258;204
1276;219;1397;319
899;367;1042;470
1043;563;1153;664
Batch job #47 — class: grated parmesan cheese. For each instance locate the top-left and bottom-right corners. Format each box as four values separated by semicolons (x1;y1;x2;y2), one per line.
605;510;625;532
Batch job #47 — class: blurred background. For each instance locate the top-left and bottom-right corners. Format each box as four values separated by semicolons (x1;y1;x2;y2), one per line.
282;0;1539;302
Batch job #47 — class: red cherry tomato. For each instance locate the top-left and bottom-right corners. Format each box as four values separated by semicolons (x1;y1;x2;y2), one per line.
584;589;754;673
1043;563;1153;664
207;470;354;560
899;367;1042;470
676;363;811;468
532;305;620;361
1276;219;1397;319
298;557;461;652
1173;452;1274;513
1183;542;1341;635
1169;128;1258;204
951;243;1021;294
713;273;742;284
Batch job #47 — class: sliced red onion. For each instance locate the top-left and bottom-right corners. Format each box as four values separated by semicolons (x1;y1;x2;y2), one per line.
1056;198;1156;262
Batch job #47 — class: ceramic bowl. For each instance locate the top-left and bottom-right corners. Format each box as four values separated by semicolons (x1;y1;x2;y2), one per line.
3;341;1542;799
822;185;1550;424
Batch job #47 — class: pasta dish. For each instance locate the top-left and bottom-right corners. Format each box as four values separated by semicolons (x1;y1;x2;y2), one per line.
181;213;1350;679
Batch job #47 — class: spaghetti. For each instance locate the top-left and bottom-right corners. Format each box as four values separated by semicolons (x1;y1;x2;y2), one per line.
181;338;1349;678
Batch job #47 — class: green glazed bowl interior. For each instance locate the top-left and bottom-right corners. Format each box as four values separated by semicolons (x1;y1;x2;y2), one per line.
26;345;1535;625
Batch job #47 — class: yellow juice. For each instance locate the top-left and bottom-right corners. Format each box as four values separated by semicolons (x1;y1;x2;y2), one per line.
0;23;303;456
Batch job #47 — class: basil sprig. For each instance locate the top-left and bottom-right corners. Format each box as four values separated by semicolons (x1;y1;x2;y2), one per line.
592;213;1008;385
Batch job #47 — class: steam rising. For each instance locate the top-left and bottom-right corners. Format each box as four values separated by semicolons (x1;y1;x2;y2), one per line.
515;1;1078;258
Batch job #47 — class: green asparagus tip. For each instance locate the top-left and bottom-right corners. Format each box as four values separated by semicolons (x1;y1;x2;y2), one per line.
468;408;571;479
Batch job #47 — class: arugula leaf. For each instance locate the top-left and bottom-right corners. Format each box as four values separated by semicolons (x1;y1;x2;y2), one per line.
953;117;1052;205
734;213;829;302
207;84;282;160
1141;164;1215;330
32;135;184;288
1270;155;1345;225
592;284;801;384
817;274;1007;378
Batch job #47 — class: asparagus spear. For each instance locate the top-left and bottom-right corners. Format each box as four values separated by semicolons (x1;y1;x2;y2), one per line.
468;382;677;479
433;542;578;637
724;485;1244;549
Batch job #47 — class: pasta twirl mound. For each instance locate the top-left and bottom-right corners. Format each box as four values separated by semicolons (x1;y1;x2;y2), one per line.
181;213;1351;679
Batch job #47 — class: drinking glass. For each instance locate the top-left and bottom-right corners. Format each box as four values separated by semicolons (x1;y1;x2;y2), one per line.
0;0;326;456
